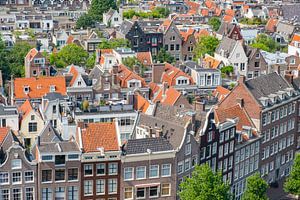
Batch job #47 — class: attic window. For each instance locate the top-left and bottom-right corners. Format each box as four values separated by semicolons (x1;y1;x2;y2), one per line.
24;86;29;94
50;85;56;92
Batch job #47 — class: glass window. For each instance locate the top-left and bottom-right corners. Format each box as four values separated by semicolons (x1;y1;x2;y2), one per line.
84;180;93;196
96;163;105;175
0;189;9;200
28;122;37;132
12;188;22;200
108;163;118;175
12;172;21;184
0;172;9;184
96;179;105;195
68;186;78;200
161;183;171;196
124;167;134;180
124;187;133;200
55;187;65;200
55;169;65;182
161;164;171;177
150;186;158;198
108;179;117;194
149;165;159;178
136;166;146;179
136;188;145;198
42;188;52;200
12;159;22;169
84;164;93;176
25;187;34;200
24;171;34;183
68;168;78;181
42;170;52;183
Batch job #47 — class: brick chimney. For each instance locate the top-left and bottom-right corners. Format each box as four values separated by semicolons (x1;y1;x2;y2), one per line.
236;98;244;107
238;75;246;83
194;101;205;112
284;71;293;85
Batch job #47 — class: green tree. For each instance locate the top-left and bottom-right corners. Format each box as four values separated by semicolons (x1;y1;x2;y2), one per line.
250;34;279;52
7;41;34;78
179;164;231;200
155;49;175;64
89;0;117;21
209;17;221;31
98;38;130;49
122;56;145;75
51;44;89;68
284;153;300;198
0;38;9;80
242;173;269;200
86;53;96;69
76;13;95;29
194;35;219;60
221;65;234;76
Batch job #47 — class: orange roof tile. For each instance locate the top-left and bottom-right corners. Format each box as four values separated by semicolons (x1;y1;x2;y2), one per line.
66;35;74;44
135;93;150;113
201;9;209;16
212;86;230;101
117;64;146;88
81;122;119;152
19;99;33;118
0;127;9;145
203;54;221;69
14;77;67;99
225;9;235;17
162;63;194;86
195;29;209;40
153;87;181;106
265;18;278;33
215;7;222;16
180;29;195;42
215;104;253;131
205;0;216;9
149;82;160;97
25;48;38;61
136;52;152;66
69;65;79;87
186;0;200;11
223;15;233;23
290;33;300;46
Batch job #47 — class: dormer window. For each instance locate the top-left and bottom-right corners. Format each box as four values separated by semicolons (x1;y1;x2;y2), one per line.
50;85;56;92
24;86;29;94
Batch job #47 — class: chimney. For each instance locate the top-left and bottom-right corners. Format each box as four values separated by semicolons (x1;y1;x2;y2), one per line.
284;71;293;84
112;65;119;85
162;82;169;96
238;75;246;83
275;65;281;75
37;136;40;146
236;98;244;107
194;101;206;112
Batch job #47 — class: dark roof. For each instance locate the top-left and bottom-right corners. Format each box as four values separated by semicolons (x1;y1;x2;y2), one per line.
0;104;18;116
245;72;290;101
119;20;134;35
126;137;173;155
43;92;68;101
217;22;235;36
281;4;300;22
292;76;300;90
216;37;237;56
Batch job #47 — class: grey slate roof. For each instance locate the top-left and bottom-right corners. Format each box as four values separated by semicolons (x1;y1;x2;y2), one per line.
215;37;237;56
125;137;173;155
281;4;300;22
217;22;235;36
43;92;68;101
245;72;290;101
119;20;134;35
276;21;296;35
0;104;18;116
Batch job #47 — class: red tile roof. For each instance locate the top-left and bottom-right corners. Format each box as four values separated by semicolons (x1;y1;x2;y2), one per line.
203;54;222;69
186;0;200;12
135;93;150;113
215;104;253;131
14;77;67;99
265;18;278;33
81;122;119;152
117;64;146;88
19;99;33;118
212;86;230;101
290;33;300;47
66;35;74;44
69;65;79;87
153;86;181;106
0;127;9;145
136;52;152;66
149;82;160;98
25;48;38;61
162;63;193;86
205;0;216;9
225;9;235;17
180;29;195;42
223;15;233;23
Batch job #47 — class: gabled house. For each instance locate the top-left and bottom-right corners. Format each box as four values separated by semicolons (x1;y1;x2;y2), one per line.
0;104;19;131
52;30;69;49
216;22;243;41
64;65;93;102
18;99;44;147
218;73;298;184
25;48;52;78
32;122;81;200
159;19;183;61
77;122;121;200
245;46;268;79
214;37;248;77
265;18;278;33
288;33;300;56
212;86;230;102
203;54;225;69
103;9;123;28
180;29;197;61
0;127;38;200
